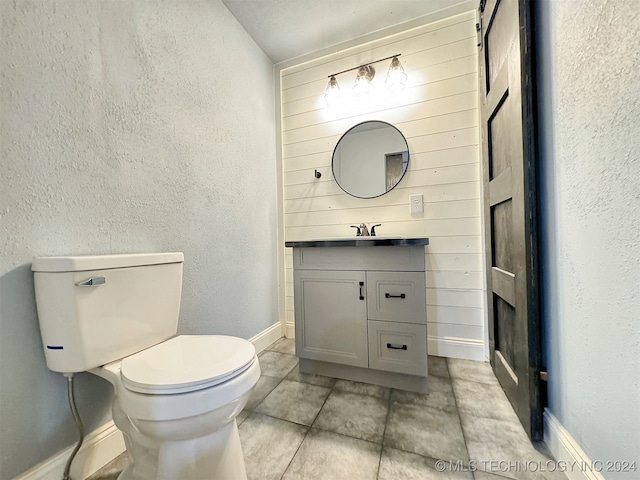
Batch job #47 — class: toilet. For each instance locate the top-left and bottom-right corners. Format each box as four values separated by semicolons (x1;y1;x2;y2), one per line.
31;252;260;480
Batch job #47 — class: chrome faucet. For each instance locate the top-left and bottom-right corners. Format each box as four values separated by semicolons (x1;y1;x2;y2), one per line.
350;224;367;236
350;223;382;236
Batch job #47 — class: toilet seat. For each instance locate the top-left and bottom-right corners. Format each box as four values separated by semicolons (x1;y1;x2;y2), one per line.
121;335;256;394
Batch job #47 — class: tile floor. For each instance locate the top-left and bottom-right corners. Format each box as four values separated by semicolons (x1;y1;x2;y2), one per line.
88;337;566;480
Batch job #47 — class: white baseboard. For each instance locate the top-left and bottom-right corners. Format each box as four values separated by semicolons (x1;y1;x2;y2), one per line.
428;336;485;361
248;321;284;354
285;321;295;339
543;409;605;480
14;421;125;480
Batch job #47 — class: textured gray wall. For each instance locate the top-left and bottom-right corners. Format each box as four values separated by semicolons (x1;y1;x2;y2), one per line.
536;0;639;473
0;1;276;477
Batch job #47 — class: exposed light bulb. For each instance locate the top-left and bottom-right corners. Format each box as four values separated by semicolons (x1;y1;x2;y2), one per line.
324;75;341;107
353;65;375;99
386;56;407;92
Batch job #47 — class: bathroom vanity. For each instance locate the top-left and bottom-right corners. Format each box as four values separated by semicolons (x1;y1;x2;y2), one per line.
285;237;430;393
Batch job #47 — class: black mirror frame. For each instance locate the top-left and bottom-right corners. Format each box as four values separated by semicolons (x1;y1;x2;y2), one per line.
331;120;410;199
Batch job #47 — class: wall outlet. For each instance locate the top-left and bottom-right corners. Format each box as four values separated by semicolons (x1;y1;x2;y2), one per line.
410;194;423;213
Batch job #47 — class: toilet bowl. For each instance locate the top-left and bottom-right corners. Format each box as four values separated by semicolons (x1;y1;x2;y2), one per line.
31;253;260;480
93;335;260;480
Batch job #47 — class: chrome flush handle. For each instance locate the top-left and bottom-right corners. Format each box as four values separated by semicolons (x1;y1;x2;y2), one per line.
75;277;106;287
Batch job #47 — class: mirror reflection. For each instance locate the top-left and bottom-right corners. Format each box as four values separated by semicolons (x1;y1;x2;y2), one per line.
332;121;409;198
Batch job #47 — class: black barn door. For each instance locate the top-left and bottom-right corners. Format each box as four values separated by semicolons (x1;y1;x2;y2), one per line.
478;0;542;440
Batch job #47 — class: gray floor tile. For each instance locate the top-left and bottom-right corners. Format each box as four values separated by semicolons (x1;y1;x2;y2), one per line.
256;379;331;425
428;355;450;378
459;415;566;480
239;412;308;480
391;375;457;414
282;428;381;480
257;350;299;378
286;366;336;388
385;402;468;462
452;378;519;422
447;358;498;385
314;389;388;443
459;413;530;459
473;464;564;480
473;470;517;480
379;447;474;480
333;379;390;400
244;375;281;411
268;336;296;355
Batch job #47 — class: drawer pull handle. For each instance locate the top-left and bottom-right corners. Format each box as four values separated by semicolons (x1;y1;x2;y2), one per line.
385;293;406;299
359;282;365;300
387;343;408;350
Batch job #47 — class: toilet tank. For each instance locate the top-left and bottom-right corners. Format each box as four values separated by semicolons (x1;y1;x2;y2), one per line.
32;252;184;373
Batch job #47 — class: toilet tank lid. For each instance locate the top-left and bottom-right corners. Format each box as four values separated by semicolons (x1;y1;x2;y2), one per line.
31;252;184;272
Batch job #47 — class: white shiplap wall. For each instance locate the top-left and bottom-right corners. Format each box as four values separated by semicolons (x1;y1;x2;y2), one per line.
280;11;485;360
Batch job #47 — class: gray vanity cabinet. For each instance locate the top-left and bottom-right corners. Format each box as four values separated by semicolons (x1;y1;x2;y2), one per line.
291;244;429;393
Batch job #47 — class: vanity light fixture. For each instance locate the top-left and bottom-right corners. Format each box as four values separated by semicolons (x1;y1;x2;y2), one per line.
324;53;405;107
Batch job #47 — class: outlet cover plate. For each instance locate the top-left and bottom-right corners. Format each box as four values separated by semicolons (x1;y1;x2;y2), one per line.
410;194;423;213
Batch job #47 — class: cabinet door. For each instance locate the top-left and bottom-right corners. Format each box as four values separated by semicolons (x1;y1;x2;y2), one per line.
366;271;426;324
294;270;368;367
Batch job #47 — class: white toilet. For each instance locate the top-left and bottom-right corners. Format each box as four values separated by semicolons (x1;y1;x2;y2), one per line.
31;252;260;480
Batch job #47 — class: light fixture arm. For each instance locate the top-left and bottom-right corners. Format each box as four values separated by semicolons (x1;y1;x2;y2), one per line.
327;54;402;79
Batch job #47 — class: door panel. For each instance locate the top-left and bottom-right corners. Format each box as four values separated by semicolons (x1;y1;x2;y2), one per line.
294;270;368;367
479;0;542;440
485;0;515;90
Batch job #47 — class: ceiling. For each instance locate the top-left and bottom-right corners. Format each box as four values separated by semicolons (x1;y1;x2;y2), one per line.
221;0;472;64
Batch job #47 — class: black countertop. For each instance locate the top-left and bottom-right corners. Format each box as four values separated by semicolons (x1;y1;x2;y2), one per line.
285;237;429;248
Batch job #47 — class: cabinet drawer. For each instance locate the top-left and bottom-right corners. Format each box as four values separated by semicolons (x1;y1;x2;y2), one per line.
366;271;426;324
368;320;427;376
293;246;425;272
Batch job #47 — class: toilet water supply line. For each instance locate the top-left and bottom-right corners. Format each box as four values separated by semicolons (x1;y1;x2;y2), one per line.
62;373;85;480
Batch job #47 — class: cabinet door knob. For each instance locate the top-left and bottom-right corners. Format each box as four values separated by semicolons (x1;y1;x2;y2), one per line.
387;343;408;350
385;293;406;299
359;281;365;300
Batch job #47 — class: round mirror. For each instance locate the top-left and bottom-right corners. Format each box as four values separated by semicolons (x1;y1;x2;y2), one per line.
332;121;409;198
